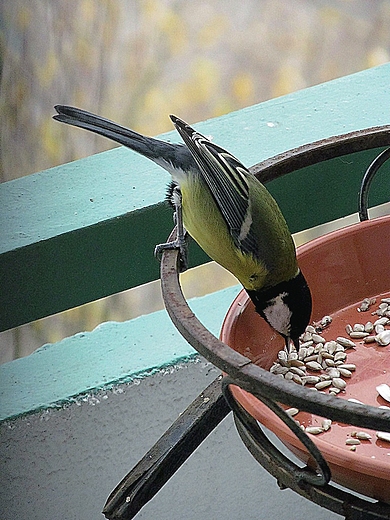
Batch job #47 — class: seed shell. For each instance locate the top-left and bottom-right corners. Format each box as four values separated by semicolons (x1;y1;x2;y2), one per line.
315;380;332;390
364;335;377;343
349;331;369;339
336;337;355;349
301;375;321;385
364;321;374;333
376;384;390;403
306;426;324;435
332;378;347;390
338;364;356;371
338;368;352;378
353;431;372;440
376;431;390;443
306;361;323;371
376;330;390;346
286;407;299;417
346;438;361;445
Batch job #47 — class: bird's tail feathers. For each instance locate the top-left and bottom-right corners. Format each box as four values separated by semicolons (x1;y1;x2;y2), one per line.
54;105;170;161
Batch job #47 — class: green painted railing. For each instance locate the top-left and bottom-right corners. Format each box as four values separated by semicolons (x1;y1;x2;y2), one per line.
1;64;389;421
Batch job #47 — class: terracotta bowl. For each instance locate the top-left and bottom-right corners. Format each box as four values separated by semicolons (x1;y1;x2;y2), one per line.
220;215;390;504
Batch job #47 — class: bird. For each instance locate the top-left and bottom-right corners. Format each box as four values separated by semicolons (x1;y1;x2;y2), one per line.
53;105;312;350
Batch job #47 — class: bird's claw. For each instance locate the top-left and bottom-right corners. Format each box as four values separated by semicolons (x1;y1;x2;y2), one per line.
154;234;189;272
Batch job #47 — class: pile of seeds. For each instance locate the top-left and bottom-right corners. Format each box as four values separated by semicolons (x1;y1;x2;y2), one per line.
269;296;390;440
270;297;390;396
270;318;355;397
352;297;390;346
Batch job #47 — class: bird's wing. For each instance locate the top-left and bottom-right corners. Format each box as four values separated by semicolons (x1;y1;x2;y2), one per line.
53;105;196;174
171;115;258;257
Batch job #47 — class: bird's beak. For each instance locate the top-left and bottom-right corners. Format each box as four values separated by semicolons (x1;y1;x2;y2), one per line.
292;337;300;352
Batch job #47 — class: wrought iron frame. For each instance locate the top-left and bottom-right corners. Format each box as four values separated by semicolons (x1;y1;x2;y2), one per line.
103;126;390;520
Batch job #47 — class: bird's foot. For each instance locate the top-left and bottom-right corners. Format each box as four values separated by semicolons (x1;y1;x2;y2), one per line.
154;233;189;272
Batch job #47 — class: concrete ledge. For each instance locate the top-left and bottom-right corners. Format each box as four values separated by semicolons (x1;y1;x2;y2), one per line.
0;359;340;520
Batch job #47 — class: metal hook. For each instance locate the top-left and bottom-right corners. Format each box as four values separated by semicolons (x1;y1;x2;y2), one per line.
222;377;331;488
358;147;390;221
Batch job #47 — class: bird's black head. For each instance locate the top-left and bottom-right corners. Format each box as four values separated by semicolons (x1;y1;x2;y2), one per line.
246;270;312;350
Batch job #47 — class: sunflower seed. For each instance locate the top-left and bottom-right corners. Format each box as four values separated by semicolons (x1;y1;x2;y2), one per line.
304;354;319;363
353;323;365;332
306;345;315;357
376;330;390;346
298;347;308;360
332;378;347;390
277;350;288;366
364;321;374;333
324;358;335;367
270;364;289;375
346;438;361;445
301;332;313;343
306;361;323;371
312;333;326;344
301;375;321;385
336;337;355;349
348;398;364;405
329;387;341;395
376;431;390;443
338;364;356;371
345;324;353;335
306;426;324;435
349;331;369;339
375;324;385;334
338;368;352;378
322;419;332;431
289;359;305;368
315;380;332;390
358;297;376;312
376;383;390;403
326;341;338;355
320;315;332;329
352;431;372;440
320;351;334;360
292;374;304;385
374;317;389;326
334;351;347;362
326;367;340;379
286;407;299;417
289;366;306;377
364;335;377;343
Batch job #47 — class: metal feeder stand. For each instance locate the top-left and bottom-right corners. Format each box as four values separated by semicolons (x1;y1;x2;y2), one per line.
104;126;390;520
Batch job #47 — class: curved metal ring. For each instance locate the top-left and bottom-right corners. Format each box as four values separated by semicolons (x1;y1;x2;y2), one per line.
359;146;390;221
222;377;331;487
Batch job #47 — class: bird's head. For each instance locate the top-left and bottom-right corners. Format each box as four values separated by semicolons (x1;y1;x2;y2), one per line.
246;270;312;351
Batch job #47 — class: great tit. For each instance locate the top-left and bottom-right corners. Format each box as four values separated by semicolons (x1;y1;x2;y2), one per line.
53;105;312;350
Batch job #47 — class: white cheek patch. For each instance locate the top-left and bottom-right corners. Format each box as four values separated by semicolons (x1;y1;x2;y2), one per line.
262;292;292;337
